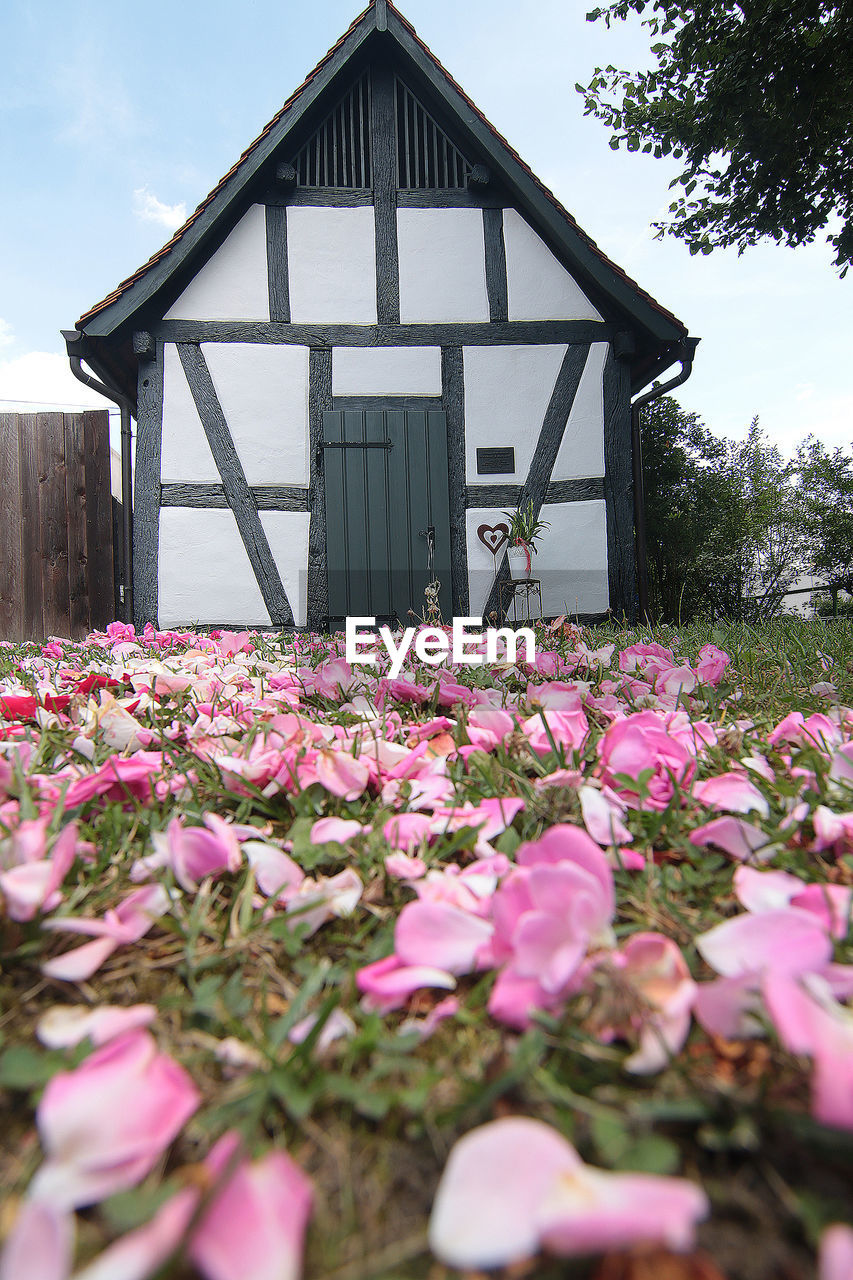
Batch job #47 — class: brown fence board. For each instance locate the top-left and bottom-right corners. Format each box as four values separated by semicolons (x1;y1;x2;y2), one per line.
37;413;71;640
18;414;44;641
0;410;115;642
83;410;114;632
64;414;91;637
0;414;23;642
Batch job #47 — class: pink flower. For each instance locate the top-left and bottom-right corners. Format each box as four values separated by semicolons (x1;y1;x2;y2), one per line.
820;1225;853;1280
395;900;494;974
356;954;456;1015
696;908;833;979
598;712;694;809
301;747;370;800
0;1199;74;1280
383;813;433;851
0;823;78;922
36;1004;156;1049
695;644;731;686
654;664;697;697
609;933;697;1074
428;1117;708;1270
285;868;362;936
136;815;242;891
522;706;589;758
30;1029;199;1209
693;772;769;817
384;852;427;879
243;840;305;900
764;973;853;1130
579;785;632;846
41;884;171;983
689;816;772;862
188;1132;313;1280
309;817;365;845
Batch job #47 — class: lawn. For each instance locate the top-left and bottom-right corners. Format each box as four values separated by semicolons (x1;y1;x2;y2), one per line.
1;616;853;1280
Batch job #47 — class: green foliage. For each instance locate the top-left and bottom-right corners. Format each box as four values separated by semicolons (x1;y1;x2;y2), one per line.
643;396;801;622
501;499;550;551
796;436;853;590
579;1;853;272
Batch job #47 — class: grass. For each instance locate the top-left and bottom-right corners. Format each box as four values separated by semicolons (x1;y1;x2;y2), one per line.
1;615;852;1279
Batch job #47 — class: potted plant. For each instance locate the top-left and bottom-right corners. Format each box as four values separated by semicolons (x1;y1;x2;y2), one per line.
502;500;549;579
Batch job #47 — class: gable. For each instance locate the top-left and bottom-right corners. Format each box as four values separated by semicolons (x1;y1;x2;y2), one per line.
71;0;688;384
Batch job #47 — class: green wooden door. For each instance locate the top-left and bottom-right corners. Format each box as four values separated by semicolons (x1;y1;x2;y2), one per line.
323;407;452;624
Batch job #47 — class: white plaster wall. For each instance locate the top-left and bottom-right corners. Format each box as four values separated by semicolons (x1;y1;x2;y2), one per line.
261;511;311;628
463;345;567;483
397;208;489;323
551;342;607;480
158;508;311;628
203;344;310;486
159;508;271;627
465;501;609;620
332;346;442;396
164;205;270;322
160;344;219;484
287;207;377;324
503;208;603;322
536;500;609;617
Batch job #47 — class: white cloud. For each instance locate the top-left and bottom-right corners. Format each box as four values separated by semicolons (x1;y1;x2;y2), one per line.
0;319;15;349
133;187;187;231
0;350;114;413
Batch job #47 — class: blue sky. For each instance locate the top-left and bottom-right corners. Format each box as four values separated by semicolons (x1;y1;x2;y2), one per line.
1;0;850;455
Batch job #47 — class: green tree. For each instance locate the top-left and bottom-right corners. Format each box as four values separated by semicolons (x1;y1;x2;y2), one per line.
578;2;853;272
796;436;853;591
642;399;801;621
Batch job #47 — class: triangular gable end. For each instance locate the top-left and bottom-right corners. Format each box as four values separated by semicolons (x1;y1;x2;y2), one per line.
71;0;687;380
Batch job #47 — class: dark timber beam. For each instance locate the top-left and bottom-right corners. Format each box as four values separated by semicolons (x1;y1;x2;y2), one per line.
466;478;604;507
265;205;291;323
307;348;333;630
482;344;591;621
482;208;508;323
161;483;309;511
441;347;469;617
177;344;295;627
156;320;614;347
371;65;401;325
133;341;164;626
603;346;636;618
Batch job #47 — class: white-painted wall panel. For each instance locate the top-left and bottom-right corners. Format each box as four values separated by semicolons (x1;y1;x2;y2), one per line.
260;511;311;628
503;208;603;322
398;208;489;322
536;501;609;616
160;344;219;484
465;501;609;620
287;207;377;323
551;342;607;480
332;346;442;397
463;345;567;483
158;508;271;627
164;205;270;322
203;344;310;486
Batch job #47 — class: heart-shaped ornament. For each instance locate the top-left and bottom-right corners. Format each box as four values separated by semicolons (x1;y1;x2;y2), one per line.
477;523;509;555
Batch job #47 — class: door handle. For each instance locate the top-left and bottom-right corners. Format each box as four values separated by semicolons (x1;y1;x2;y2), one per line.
419;525;436;571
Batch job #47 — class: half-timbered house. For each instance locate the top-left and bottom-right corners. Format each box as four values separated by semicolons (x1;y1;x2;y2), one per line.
65;0;695;631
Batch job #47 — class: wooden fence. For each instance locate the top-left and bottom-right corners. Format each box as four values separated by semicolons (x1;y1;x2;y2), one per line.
0;411;116;642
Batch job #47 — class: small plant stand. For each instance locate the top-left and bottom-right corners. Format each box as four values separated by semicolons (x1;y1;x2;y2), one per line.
499;577;543;625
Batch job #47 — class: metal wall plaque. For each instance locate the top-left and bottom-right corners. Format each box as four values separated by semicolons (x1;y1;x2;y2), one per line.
476;446;515;475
